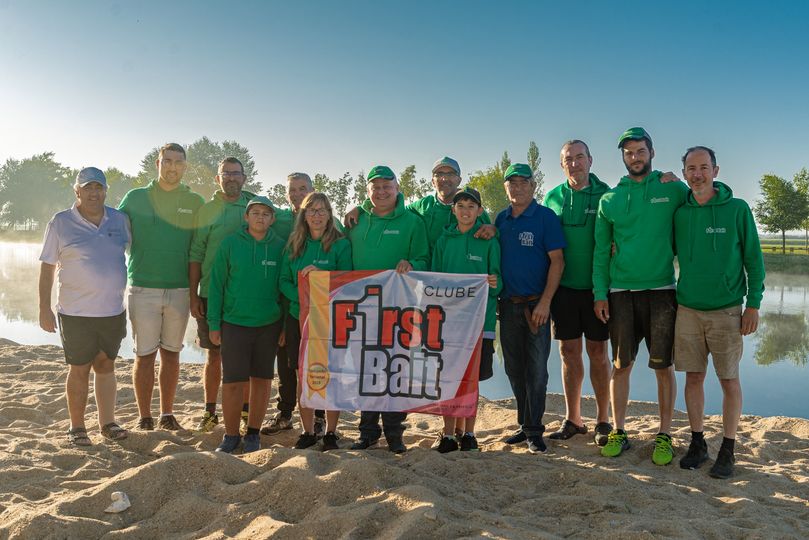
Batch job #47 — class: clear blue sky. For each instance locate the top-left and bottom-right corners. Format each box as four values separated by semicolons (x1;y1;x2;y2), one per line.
1;0;807;203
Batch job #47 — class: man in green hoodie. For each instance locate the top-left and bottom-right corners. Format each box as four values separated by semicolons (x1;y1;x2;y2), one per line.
543;140;612;447
593;128;688;465
673;146;764;479
189;157;255;433
118;143;205;431
346;165;429;453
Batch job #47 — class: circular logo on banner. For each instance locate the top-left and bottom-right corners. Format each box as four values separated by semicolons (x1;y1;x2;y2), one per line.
307;364;330;392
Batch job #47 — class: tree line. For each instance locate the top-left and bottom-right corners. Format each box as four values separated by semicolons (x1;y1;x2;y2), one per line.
755;168;809;252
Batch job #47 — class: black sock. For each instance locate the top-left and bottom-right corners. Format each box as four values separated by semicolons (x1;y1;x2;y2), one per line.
721;437;735;453
205;403;216;415
242;403;249;413
617;428;626;435
692;431;704;442
246;427;259;436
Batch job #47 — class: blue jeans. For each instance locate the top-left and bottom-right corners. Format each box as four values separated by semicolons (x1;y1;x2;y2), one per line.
499;301;551;437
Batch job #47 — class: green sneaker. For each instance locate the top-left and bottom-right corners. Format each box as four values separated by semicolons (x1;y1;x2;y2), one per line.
195;411;219;433
652;433;674;466
601;430;630;457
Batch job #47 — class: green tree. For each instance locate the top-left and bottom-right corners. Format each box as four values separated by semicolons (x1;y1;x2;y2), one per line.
527;140;545;201
793;168;809;249
103;167;138;208
266;183;287;208
330;172;353;216
352;171;366;206
398;165;420;203
468;155;511;217
0;153;73;230
755;312;809;367
754;174;809;253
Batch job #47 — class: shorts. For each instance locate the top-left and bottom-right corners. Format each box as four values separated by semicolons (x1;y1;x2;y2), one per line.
674;305;743;379
479;338;494;381
608;289;676;369
550;286;609;341
58;312;127;365
285;316;302;371
221;320;282;383
128;287;190;356
194;297;219;350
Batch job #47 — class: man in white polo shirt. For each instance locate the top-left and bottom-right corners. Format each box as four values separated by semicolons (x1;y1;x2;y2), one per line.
38;167;131;446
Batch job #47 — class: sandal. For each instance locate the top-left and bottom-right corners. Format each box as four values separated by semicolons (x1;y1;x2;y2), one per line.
101;422;129;441
548;419;588;440
68;427;92;447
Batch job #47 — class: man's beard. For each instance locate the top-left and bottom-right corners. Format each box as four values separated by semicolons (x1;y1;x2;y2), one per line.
624;159;652;177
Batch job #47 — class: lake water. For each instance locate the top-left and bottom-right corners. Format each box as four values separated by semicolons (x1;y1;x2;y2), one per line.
1;241;806;419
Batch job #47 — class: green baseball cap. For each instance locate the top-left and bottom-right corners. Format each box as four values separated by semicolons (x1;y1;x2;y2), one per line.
452;186;482;206
367;165;396;182
504;163;533;181
618;127;652;149
246;195;275;212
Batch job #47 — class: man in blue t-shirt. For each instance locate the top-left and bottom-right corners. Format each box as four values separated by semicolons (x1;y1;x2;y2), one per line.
495;163;566;454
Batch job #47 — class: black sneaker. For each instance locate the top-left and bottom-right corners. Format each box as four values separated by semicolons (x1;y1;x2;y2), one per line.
436;436;459;454
387;437;407;454
294;432;319;449
350;438;379;450
158;414;182;431
527;436;547;454
679;438;709;470
322;431;339;451
260;413;293;435
313;416;326;439
504;430;527;445
709;448;735;479
593;422;612;447
548;419;588;440
460;433;480;452
136;417;154;431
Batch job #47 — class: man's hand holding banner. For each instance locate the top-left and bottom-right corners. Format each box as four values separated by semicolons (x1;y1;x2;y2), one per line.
299;270;488;417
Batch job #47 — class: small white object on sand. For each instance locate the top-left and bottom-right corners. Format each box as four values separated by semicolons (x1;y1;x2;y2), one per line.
104;491;131;513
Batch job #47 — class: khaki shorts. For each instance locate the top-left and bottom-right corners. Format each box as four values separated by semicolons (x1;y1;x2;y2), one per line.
674;305;743;379
128;287;190;356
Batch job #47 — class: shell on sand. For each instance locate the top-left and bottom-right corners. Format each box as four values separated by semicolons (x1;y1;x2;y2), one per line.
0;344;807;539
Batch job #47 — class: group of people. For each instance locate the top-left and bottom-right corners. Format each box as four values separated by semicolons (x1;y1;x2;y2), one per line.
38;126;764;480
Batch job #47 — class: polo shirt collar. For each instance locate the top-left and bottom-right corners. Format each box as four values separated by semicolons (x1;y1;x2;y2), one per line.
506;199;539;218
70;202;108;228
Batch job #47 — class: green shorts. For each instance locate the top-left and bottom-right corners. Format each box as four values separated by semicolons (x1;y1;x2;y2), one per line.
58;312;127;365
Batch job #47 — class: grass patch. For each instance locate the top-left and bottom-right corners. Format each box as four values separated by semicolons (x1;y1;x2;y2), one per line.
763;252;809;275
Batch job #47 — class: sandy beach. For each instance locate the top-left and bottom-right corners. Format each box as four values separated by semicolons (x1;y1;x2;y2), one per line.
0;340;806;539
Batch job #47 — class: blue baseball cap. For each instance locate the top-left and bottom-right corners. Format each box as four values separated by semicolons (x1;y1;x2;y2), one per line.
432;156;461;176
76;167;107;188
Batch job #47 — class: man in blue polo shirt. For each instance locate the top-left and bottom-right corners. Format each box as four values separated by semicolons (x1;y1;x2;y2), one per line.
496;163;566;454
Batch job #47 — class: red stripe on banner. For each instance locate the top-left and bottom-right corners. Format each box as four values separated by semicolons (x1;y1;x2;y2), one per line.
299;270;384;319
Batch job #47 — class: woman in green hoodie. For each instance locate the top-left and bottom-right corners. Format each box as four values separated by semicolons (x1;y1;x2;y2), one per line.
280;193;353;451
207;197;285;454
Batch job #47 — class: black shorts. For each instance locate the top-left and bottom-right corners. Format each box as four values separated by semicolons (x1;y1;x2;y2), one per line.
221;320;282;383
285;316;302;371
195;297;219;350
550;286;609;341
608;289;676;369
58;312;127;365
479;338;494;381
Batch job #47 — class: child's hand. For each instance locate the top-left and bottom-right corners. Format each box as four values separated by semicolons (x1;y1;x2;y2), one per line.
487;274;498;288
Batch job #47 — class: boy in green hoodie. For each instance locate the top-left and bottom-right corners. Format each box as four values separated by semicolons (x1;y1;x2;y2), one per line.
207;196;286;453
593;128;688;465
346;165;429;454
118;143;205;432
673;146;764;479
431;187;501;453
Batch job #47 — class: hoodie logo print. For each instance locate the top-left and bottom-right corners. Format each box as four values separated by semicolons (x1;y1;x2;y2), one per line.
383;230;400;235
705;227;727;234
177;208;193;214
650;197;670;204
261;260;277;266
467;254;483;262
518;231;534;247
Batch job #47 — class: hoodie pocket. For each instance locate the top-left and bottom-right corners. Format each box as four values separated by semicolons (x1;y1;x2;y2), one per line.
678;272;732;309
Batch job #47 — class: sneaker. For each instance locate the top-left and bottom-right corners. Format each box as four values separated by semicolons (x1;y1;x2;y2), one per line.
548;419;588;440
504;430;527;445
350;438;379;450
652;433;674;466
196;411;219;433
594;422;612;447
709;448;735;479
387;437;407;454
158;414;182;431
260;413;293;435
243;433;261;453
313;416;326;439
240;411;249;435
527;436;547;454
460;433;480;452
436;436;459;454
294;432;319;449
215;434;241;453
322;431;339;451
136;417;154;431
679;438;709;470
601;430;630;457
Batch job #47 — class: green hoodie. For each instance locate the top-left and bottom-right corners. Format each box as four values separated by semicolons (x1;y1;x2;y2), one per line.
280;236;353;319
432;224;502;333
674;181;765;310
189;190;256;297
348;193;429;271
543;173;610;290
407;193;491;250
271;207;296;241
118;180;205;288
593;170;688;300
207;226;285;331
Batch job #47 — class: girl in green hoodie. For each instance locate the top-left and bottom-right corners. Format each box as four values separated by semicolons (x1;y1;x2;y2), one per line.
280;193;353;451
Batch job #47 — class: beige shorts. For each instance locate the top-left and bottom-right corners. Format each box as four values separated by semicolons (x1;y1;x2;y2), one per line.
128;287;190;356
674;305;743;379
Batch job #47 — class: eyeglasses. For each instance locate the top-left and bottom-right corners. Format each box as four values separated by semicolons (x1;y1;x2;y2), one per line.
219;171;244;178
306;208;329;216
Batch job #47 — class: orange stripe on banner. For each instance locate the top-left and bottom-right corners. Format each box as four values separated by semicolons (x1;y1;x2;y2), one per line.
306;271;331;399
